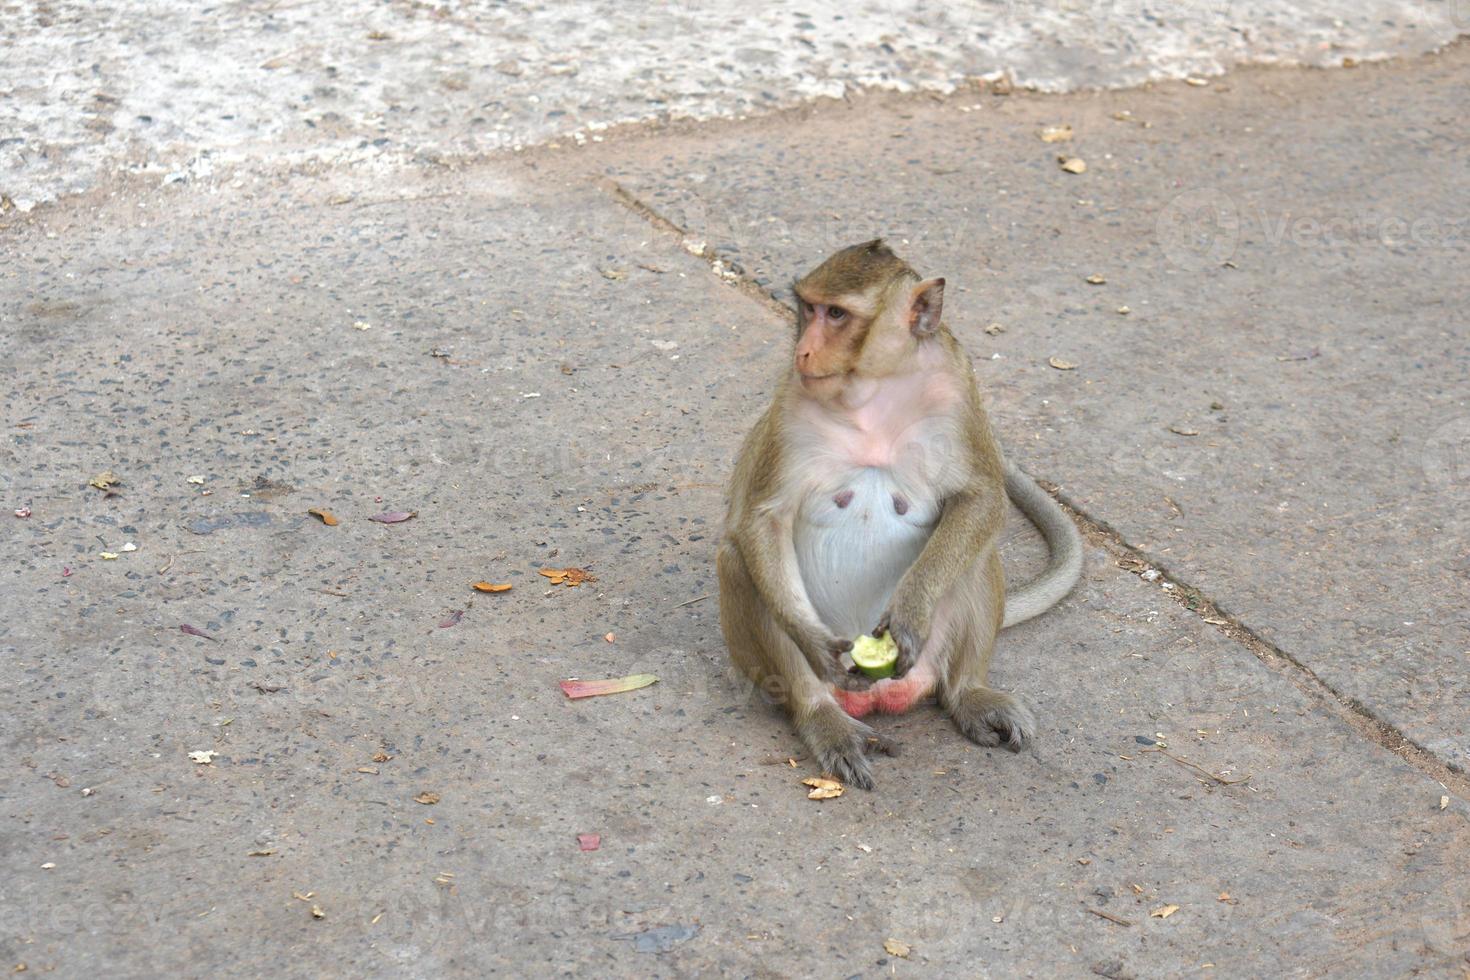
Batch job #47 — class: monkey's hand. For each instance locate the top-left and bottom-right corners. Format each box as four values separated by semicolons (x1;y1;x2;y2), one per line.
874;604;928;679
803;632;854;686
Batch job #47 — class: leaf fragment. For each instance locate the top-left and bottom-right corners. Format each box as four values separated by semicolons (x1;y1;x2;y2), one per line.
1039;124;1073;143
188;750;218;764
308;508;339;526
414;791;440;805
368;510;416;523
1085;274;1107;284
984;322;1005;336
438;609;465;629
883;938;911;958
577;833;601;852
1169;425;1200;437
803;776;845;800
1048;356;1077;370
186;475;206;485
1150;904;1180;919
559;674;658;699
99;552;119;560
472;581;512;593
88;471;120;490
180;624;218;641
540;566;596;587
1058;156;1087;174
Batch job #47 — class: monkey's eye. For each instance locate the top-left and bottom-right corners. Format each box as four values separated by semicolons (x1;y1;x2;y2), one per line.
827;306;848;322
800;301;815;316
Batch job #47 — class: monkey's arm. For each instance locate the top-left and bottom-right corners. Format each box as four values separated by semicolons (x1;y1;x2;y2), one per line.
732;512;854;679
878;485;1005;675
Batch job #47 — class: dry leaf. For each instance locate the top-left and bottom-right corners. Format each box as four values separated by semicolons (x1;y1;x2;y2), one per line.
180;624;218;641
603;632;615;643
1150;904;1180;919
984;322;1005;335
559;674;658;699
1048;357;1077;370
1185;76;1210;87
1117;305;1131;315
247;849;275;857
88;471;120;490
186;475;206;485
373;751;392;763
308;508;339;526
883;938;911;958
540;566;596;587
599;267;628;281
368;510;416;523
1039;124;1073;143
1169;425;1200;436
188;750;217;764
1217;892;1236;904
414;792;440;805
1085;274;1107;284
99;552;119;560
472;581;512;593
577;833;601;852
803;776;845;800
311;905;325;919
120;542;137;552
1441;795;1450;810
1058;156;1087;174
438;609;465;629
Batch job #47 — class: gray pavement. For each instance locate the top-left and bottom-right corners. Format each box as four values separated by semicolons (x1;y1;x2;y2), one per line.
3;16;1470;980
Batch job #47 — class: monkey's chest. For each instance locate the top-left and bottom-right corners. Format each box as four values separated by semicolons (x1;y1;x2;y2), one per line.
793;468;939;638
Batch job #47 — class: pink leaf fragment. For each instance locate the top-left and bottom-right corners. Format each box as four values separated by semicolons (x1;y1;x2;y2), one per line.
577;833;601;852
438;609;465;629
181;624;218;642
368;511;417;524
14;506;31;518
558;674;658;699
62;567;72;578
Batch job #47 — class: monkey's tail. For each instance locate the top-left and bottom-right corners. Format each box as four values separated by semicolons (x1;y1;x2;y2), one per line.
1001;459;1083;629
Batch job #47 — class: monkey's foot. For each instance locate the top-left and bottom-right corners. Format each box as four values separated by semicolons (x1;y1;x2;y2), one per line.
800;703;900;790
948;687;1035;751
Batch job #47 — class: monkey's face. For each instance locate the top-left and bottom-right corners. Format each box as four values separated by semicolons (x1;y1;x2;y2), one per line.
792;292;874;395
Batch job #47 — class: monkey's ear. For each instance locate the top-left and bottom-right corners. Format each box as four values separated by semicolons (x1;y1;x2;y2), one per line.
908;277;945;337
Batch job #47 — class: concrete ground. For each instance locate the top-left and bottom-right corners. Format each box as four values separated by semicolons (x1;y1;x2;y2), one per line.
2;12;1469;980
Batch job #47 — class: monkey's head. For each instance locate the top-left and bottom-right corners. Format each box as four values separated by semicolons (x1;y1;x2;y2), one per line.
791;239;946;401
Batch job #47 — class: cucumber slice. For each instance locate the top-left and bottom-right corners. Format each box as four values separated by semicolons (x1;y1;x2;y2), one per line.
851;633;898;679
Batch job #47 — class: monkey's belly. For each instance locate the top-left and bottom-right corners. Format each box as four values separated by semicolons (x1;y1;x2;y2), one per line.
793;469;937;638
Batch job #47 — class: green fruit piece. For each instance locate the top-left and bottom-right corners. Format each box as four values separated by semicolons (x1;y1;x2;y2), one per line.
851;633;899;679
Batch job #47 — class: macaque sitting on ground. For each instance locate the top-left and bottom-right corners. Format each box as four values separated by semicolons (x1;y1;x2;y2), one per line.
718;240;1082;788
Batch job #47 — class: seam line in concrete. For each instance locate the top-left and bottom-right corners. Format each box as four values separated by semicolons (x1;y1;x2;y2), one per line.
602;175;1470;803
1049;487;1470;801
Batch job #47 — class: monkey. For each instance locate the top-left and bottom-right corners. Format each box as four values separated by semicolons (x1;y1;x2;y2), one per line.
717;239;1082;789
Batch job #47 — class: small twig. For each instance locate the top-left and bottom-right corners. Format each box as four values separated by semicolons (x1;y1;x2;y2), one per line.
1142;747;1252;785
156;554;174;575
314;587;349;597
674;593;712;608
1087;908;1134;927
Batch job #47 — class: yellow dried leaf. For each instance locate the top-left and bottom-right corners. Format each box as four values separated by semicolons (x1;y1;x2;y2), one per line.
99;552;119;560
472;581;512;593
1150;904;1180;919
414;791;440;805
540;567;596;587
883;938;911;958
1039;124;1073;143
308;508;339;526
1085;274;1107;284
1058;156;1087;174
802;776;844;800
1048;356;1077;371
1169;425;1200;437
984;322;1005;335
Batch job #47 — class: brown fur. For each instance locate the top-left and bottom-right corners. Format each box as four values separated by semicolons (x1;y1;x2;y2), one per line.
718;241;1032;788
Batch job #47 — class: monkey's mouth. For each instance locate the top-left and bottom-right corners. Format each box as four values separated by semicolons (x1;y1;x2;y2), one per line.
798;371;841;386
